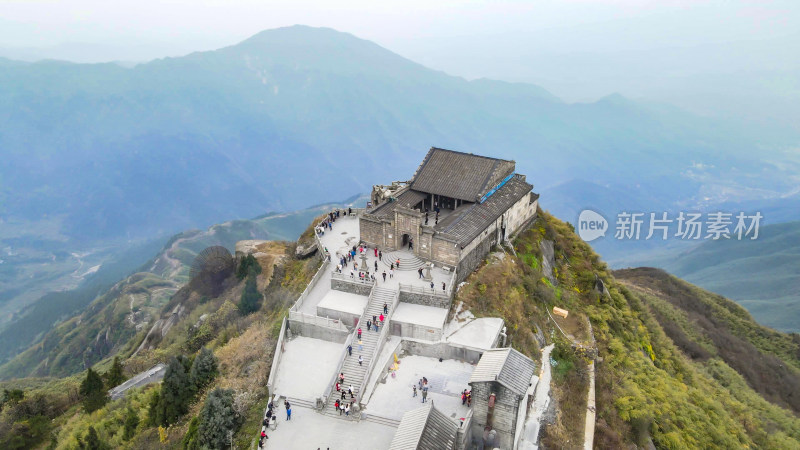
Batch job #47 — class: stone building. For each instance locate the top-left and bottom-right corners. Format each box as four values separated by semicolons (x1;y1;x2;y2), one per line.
389;402;460;450
468;347;536;449
360;147;539;282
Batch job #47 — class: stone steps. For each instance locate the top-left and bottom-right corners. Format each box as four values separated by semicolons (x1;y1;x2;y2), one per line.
381;251;427;271
365;413;401;428
321;286;397;420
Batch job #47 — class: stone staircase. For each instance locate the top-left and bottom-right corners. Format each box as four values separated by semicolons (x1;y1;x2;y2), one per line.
321;286;396;420
381;251;427;271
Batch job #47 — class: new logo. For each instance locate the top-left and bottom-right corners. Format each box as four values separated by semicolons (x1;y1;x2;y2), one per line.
577;210;608;242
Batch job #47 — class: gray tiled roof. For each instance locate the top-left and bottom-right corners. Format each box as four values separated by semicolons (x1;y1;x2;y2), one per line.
469;347;536;396
389;403;459;450
410;147;515;202
370;189;427;218
436;174;533;246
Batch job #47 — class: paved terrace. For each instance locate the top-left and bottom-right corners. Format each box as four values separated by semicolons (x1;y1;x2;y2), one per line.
272;337;343;402
302;214;453;318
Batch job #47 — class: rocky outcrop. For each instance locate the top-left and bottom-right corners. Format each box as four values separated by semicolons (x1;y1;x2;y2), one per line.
295;243;318;259
134;303;187;354
235;240;270;258
540;239;556;284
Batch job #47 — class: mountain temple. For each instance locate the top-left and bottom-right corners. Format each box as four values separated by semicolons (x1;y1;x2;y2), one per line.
360;147;539;282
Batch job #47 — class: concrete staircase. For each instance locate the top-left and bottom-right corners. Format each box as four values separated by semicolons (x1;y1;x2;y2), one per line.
321;286;396;420
382;251;427;271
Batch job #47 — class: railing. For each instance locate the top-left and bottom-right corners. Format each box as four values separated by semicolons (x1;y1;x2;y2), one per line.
290;260;329;312
320;332;355;408
399;283;451;298
314;231;330;260
332;271;375;285
288;311;349;332
358;289;400;411
266;316;288;395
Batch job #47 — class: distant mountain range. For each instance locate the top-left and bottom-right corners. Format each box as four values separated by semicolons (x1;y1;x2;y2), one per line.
2;25;798;244
660;221;800;332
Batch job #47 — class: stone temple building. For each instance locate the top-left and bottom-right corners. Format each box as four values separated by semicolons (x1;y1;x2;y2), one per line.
468;347;537;449
360;147;539;282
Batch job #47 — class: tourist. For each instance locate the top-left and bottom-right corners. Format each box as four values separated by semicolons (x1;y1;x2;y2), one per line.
374;261;378;272
350;270;354;279
383;303;388;315
390;268;394;278
286;406;292;421
379;313;384;324
335;399;340;414
345;403;351;416
374;321;379;333
358;339;363;351
374;247;378;257
347;344;352;356
372;315;377;324
396;258;401;268
413;385;417;397
418;268;423;279
349;385;354;398
341;389;346;400
379;250;383;260
418;378;423;390
335;382;340;392
339;401;346;415
348;207;352;215
357;327;362;339
339;373;345;383
382;271;387;281
462;390;467;405
430;281;435;290
422;387;428;403
390;262;394;270
359;355;363;366
442;282;446;292
284;399;291;412
467;391;472;407
366;320;372;331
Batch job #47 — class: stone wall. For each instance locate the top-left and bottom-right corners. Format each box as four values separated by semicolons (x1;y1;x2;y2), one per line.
389;319;443;341
418;228;434;260
399;289;451;309
456;228;498;284
331;277;374;296
316;306;361;329
469;381;524;449
360;215;386;248
394;208;422;251
431;236;460;267
400;339;485;365
287;320;349;343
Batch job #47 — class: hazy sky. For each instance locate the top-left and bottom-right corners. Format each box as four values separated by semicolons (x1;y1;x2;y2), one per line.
1;0;799;104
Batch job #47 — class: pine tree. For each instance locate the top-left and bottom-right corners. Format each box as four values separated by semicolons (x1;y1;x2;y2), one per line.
122;406;139;441
198;388;239;449
83;426;109;450
105;356;126;388
79;367;107;413
146;389;161;426
236;254;261;280
181;416;200;450
238;276;262;314
190;347;218;390
156;357;193;426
